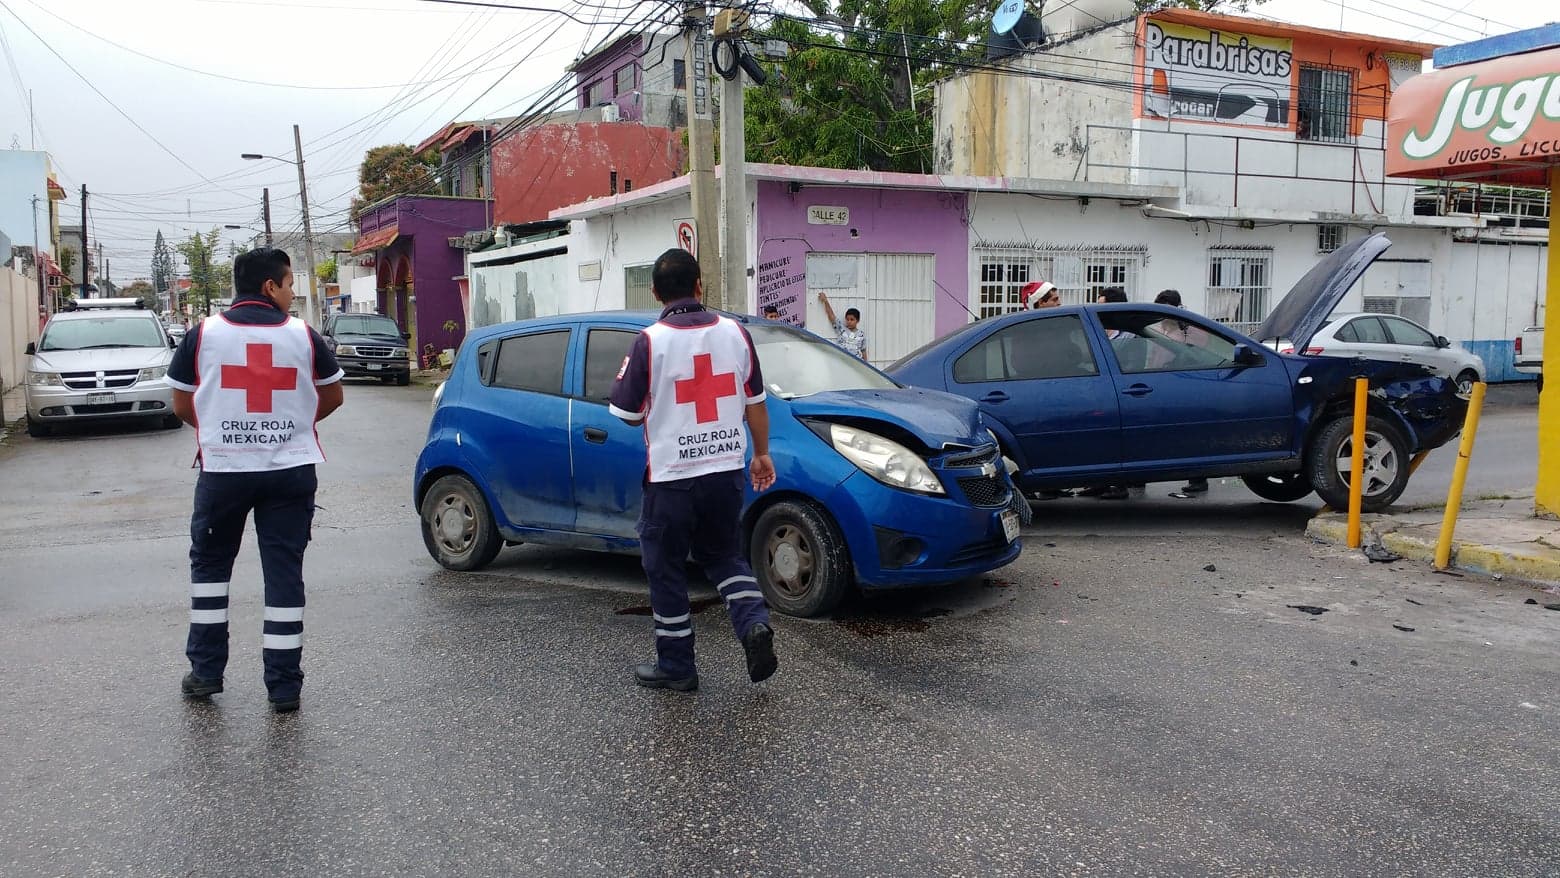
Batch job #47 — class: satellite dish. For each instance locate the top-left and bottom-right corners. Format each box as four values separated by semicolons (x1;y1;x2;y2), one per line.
992;0;1025;35
987;11;1045;60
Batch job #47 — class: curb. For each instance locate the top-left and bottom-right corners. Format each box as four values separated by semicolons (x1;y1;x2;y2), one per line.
1306;514;1560;586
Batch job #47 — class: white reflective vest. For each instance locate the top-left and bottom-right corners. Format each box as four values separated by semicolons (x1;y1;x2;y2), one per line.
640;316;761;483
193;315;325;472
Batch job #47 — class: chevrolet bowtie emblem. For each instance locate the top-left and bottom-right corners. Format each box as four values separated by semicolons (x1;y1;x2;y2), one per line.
981;462;996;478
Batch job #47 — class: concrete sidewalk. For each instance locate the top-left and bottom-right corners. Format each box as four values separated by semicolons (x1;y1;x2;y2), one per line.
1308;496;1560;586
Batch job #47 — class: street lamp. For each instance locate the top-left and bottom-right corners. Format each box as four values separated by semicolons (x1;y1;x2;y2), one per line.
241;125;319;328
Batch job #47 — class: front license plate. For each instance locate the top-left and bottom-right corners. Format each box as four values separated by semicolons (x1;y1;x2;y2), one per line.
1001;509;1020;543
86;392;116;405
366;363;383;371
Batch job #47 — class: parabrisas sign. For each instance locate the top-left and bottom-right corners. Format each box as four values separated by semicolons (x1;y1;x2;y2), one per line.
1387;47;1560;185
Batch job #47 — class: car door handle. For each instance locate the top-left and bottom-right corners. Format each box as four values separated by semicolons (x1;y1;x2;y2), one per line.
1122;383;1154;397
981;391;1010;403
583;427;608;444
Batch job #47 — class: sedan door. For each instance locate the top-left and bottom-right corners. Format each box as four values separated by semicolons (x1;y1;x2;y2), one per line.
1097;310;1294;469
948;313;1121;483
568;325;650;539
1379;315;1454;376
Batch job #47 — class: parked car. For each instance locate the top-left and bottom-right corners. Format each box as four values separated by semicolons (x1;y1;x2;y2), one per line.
1515;325;1543;393
414;312;1025;617
889;234;1467;512
166;322;187;344
23;298;181;437
322;313;411;385
1265;312;1484;395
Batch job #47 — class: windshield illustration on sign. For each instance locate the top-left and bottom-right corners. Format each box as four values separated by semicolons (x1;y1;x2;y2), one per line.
1141;19;1293;128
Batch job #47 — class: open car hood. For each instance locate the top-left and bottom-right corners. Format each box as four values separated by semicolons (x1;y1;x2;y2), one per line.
1253;233;1392;352
786;387;985;450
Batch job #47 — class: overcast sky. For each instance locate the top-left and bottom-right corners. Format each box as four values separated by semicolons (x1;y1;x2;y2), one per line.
0;0;1551;280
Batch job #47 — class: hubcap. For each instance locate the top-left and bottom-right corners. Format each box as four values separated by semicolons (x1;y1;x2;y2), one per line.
1334;430;1400;498
764;523;814;598
432;492;477;555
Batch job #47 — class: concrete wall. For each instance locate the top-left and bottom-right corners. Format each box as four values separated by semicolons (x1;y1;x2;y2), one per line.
0;264;42;405
492;123;686;225
565;189;705;312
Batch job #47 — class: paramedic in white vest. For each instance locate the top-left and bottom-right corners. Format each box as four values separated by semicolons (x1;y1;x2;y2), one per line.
609;248;779;692
165;246;345;713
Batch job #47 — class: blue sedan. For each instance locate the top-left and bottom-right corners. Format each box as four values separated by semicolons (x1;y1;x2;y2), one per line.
414;311;1023;617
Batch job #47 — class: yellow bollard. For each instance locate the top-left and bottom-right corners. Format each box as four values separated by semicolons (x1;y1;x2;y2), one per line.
1407;449;1430;475
1434;381;1487;570
1347;377;1368;548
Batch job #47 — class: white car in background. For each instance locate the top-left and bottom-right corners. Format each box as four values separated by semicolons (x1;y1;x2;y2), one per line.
23;298;181;437
1268;312;1485;395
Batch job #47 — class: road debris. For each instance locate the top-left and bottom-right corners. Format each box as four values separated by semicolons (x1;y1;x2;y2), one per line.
1287;605;1329;615
1393;624;1416;632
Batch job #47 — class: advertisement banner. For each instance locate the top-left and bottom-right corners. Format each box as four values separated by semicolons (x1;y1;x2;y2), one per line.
1141;19;1294;128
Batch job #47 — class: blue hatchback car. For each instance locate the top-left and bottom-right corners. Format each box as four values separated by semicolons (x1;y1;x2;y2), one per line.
414;311;1023;617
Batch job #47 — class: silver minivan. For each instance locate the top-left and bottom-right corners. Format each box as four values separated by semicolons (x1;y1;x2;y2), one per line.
24;299;181;437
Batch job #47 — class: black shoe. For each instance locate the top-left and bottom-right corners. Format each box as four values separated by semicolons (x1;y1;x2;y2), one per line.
633;663;699;692
269;697;301;714
742;623;778;683
1097;486;1129;500
1182;479;1210;494
181;672;223;699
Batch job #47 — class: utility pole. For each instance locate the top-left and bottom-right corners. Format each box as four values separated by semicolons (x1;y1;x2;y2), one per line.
716;7;751;314
31;195;47;317
262;188;273;246
683;2;722;308
292;124;321;327
80;185;88;298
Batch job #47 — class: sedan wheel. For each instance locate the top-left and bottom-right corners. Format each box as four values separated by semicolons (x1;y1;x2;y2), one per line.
750;500;849;618
1241;472;1314;503
1305;415;1411;513
1455;369;1479;397
419;474;502;571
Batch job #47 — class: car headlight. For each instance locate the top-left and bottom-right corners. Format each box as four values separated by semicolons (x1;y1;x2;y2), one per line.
828;423;944;494
336;344;357;356
27;371;62;386
137;366;168;383
392;348;409;359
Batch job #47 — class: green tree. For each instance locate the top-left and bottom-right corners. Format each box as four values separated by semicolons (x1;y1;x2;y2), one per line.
151;230;175;301
316;257;337;285
58;246;75;280
353;144;439;217
122;279;157;311
176;229;233;317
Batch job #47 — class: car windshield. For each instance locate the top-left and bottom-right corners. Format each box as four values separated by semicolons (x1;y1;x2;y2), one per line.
334;315;401;337
40;316;165;351
748;323;898;399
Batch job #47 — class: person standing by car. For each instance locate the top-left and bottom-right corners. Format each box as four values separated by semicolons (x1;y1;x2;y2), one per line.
1023;281;1061;310
165;247;345;713
1153;288;1210;498
609;248;780;692
818;292;868;360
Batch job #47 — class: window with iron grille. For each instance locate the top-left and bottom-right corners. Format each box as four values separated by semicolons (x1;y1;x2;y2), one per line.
1317;224;1345;253
1298;66;1354;143
1363;295;1431;326
974;246;1145;318
1206;248;1272;336
614;63;636;96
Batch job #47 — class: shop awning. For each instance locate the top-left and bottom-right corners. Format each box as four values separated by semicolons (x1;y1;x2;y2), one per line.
1386;46;1560;185
46;179;67;200
352;224;399;254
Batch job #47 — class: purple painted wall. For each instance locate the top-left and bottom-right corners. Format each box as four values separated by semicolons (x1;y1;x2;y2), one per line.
754;182;970;337
575;35;643;122
363;196;491;354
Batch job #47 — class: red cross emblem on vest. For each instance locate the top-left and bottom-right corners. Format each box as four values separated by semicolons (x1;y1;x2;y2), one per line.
674;353;737;424
221;343;299;414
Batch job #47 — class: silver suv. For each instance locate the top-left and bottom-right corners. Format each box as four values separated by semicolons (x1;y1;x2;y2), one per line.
24;299;181;437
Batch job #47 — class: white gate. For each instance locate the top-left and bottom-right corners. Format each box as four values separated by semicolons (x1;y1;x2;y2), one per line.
803;252;936;367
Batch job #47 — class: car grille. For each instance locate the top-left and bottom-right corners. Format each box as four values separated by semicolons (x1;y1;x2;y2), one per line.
941;445;1000;468
958;474;1010;507
62;370;140;390
355;345;395;358
949;536;1011;565
73;403;135;415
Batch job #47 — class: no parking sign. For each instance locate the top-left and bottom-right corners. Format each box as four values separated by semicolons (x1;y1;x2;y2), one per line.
674;219;697;256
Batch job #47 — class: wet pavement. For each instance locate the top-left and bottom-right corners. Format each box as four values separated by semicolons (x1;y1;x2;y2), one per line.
2;383;1557;877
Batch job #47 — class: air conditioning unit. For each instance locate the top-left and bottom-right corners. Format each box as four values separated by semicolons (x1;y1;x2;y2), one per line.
600;103;620;123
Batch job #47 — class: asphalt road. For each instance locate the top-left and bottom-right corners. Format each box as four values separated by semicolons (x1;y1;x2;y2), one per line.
1;382;1555;877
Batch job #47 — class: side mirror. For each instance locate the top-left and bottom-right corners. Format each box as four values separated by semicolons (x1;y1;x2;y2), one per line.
1435;335;1451;349
401;330;412;340
25;341;36;355
1232;343;1264;367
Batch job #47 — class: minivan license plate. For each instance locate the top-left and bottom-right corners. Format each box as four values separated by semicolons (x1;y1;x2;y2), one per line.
86;392;116;405
1001;510;1020;543
367;363;383;370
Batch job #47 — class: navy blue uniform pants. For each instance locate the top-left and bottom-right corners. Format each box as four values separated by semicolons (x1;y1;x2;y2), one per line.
638;469;770;678
186;464;316;701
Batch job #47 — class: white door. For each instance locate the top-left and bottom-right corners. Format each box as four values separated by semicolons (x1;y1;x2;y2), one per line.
803;252;936;367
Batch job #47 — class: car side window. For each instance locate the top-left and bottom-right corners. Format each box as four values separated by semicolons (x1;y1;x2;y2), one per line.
582;328;638;402
1333;321;1358;343
1382;316;1436;347
953;315;1097;383
1099;311;1238;374
490;329;570;394
1351;317;1390;344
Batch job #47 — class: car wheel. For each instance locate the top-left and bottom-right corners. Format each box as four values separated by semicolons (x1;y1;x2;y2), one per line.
1241;472;1314;503
380;375;395;385
419;475;503;571
25;417;50;438
161;414;183;430
1536;374;1544;395
1305;415;1410;513
1455;369;1479;396
395;371;411;387
750;500;850;618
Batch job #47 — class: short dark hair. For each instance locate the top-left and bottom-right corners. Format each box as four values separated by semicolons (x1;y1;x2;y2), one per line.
762;304;779;316
234;247;292;298
1154;289;1182;307
845;307;861;321
1097;286;1128;303
651;248;700;302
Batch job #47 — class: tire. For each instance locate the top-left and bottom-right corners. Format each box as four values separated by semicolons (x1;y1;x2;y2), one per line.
1537;374;1544;395
1241;472;1314;503
1455;369;1479;396
395;371;411;387
380;375;395;385
419;474;503;571
749;500;850;618
1305;415;1411;513
161;414;183;430
25;417;49;438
